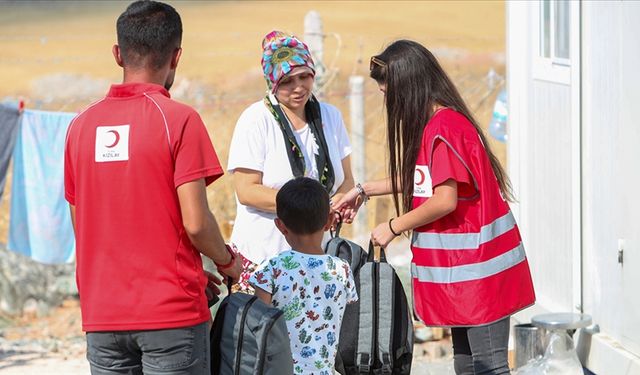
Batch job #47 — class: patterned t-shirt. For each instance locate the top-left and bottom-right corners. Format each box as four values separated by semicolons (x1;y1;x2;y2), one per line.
249;250;358;375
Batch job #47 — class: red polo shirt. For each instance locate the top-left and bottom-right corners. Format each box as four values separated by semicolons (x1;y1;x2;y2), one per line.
64;82;223;331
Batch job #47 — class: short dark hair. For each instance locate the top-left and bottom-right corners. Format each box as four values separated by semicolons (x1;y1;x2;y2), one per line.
276;177;330;235
116;0;182;70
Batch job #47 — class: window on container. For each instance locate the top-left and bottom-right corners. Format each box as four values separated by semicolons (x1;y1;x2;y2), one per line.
539;0;570;63
541;0;551;58
554;1;570;59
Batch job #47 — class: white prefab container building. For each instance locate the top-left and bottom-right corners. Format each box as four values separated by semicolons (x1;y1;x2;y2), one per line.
507;1;640;373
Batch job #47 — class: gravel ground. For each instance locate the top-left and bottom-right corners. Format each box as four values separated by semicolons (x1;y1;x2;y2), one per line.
0;351;88;375
0;345;454;375
0;238;455;374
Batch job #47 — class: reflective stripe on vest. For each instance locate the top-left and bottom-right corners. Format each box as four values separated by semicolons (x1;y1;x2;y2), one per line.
411;211;516;250
411;242;525;283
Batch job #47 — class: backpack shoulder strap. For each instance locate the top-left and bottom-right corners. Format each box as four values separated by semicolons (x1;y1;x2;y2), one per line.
253;306;289;373
356;263;375;373
330;212;343;238
324;237;343;257
379;247;388;263
377;263;395;374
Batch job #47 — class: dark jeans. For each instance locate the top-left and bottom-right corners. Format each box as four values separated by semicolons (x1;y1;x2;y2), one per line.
452;317;511;375
86;322;210;375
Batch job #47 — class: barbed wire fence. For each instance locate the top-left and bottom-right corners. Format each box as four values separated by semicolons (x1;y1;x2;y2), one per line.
0;12;505;243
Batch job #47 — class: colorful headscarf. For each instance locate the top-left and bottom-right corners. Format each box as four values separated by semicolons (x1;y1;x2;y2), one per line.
261;30;315;92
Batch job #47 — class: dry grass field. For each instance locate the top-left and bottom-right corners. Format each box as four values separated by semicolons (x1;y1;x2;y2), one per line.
0;2;505;372
0;0;505;243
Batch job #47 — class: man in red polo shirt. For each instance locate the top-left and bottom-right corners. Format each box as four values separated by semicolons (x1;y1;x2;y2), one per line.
64;1;241;374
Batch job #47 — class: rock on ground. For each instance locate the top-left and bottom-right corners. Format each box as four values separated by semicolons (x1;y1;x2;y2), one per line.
0;245;76;317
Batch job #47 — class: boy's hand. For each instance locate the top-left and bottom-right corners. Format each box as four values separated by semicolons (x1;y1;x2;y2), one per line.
254;286;273;305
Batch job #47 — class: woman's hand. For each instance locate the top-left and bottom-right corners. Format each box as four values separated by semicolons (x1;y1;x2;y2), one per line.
331;186;364;223
371;222;397;248
331;192;345;208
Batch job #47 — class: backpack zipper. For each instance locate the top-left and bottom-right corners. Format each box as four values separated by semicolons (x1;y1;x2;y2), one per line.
236;296;258;375
257;309;285;375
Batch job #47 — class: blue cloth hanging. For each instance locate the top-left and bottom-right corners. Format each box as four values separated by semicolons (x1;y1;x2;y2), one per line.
8;109;77;264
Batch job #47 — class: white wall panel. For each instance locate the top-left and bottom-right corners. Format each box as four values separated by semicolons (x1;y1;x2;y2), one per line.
524;81;574;312
508;0;640;370
582;1;640;358
581;0;624;347
619;1;640;356
508;0;575;317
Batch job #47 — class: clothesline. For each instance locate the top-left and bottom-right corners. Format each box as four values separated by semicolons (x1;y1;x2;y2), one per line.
0;102;76;265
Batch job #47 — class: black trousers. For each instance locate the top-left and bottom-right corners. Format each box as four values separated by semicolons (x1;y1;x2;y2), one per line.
451;317;511;375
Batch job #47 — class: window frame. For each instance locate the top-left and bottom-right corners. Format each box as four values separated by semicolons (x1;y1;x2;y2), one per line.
533;0;574;84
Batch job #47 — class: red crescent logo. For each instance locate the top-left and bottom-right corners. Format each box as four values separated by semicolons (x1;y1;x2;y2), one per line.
105;130;120;148
415;169;426;185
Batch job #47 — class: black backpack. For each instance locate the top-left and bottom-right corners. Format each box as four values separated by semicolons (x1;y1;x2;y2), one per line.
210;284;293;375
325;223;413;374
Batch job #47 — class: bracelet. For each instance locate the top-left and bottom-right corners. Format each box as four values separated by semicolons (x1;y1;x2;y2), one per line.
355;183;369;204
388;218;401;236
214;244;236;270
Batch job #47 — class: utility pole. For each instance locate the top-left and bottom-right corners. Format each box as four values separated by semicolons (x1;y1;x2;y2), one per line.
349;75;366;237
304;11;326;95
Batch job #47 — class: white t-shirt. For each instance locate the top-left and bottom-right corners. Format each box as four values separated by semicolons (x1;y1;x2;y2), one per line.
227;100;352;263
249;250;358;375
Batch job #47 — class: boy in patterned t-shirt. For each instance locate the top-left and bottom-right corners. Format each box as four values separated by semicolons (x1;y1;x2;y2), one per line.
249;177;358;375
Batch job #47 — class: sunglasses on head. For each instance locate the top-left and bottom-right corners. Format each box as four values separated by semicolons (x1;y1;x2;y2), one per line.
369;56;387;71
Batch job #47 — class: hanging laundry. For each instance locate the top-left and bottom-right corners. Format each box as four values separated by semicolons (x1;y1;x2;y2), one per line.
8;109;77;264
0;103;21;200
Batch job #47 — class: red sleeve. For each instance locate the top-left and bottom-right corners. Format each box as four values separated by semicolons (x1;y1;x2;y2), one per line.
173;111;224;188
430;139;476;197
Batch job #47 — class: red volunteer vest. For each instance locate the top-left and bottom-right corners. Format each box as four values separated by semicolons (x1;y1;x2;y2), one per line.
411;109;535;326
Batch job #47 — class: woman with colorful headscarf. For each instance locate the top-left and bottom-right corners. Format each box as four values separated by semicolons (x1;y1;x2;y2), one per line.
227;30;355;291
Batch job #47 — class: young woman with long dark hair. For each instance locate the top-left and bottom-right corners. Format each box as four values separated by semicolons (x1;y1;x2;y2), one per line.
335;40;535;375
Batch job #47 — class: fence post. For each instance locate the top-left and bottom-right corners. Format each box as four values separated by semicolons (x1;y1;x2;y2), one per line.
349;75;366;237
304;10;326;93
